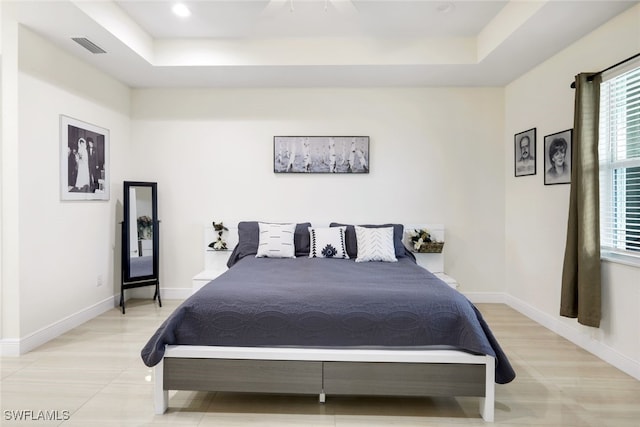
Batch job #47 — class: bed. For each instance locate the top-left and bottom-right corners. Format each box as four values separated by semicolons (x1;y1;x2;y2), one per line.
141;222;515;421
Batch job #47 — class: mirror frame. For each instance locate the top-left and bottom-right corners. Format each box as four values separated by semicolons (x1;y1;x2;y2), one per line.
123;181;158;283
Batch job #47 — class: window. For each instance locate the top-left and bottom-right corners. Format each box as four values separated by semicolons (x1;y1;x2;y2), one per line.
599;62;640;262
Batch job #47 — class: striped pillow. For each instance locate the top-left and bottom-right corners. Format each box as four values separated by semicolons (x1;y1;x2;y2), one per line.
256;222;296;258
354;225;397;263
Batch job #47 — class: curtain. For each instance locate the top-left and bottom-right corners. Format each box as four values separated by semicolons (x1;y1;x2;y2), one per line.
560;73;602;328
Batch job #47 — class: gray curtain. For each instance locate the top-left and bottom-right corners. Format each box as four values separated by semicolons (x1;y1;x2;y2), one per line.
560;73;602;328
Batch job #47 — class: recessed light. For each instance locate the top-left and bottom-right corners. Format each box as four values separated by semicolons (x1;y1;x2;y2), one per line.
436;2;456;14
172;3;191;18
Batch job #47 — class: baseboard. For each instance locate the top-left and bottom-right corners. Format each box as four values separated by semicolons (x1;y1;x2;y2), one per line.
161;287;191;300
0;339;21;357
1;296;114;356
124;286;191;301
505;294;640;381
461;291;506;304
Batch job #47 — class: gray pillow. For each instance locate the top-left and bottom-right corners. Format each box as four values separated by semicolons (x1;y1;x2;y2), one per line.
330;222;406;259
227;221;312;267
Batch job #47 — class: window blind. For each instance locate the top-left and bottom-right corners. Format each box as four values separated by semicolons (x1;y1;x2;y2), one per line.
599;63;640;259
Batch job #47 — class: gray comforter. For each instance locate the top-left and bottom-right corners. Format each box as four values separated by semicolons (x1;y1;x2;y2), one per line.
141;256;515;384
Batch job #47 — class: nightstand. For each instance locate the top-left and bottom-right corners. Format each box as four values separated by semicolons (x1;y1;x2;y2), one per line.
192;249;230;294
192;269;224;293
139;239;153;257
412;252;459;290
433;272;459;290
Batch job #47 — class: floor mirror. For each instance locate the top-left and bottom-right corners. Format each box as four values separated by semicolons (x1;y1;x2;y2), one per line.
121;181;161;314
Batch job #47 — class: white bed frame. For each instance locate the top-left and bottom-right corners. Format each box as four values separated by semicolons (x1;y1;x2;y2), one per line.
153;223;495;422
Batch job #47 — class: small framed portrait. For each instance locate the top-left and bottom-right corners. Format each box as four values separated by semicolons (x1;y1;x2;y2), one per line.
60;115;110;200
514;128;536;177
544;129;572;185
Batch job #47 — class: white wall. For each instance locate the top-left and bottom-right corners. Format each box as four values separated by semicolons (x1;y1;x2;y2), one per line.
11;27;131;343
1;1;21;345
130;87;506;295
505;5;640;378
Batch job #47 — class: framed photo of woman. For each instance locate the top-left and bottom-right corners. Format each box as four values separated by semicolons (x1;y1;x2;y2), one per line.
544;129;572;185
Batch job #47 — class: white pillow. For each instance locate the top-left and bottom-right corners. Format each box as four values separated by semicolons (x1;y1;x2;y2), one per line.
308;226;349;259
256;222;296;258
354;225;397;263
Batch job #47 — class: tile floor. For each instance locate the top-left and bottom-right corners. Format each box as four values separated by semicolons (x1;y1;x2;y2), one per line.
1;300;639;426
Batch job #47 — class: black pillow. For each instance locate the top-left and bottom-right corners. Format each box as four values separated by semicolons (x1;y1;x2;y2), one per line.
330;223;406;259
294;222;312;256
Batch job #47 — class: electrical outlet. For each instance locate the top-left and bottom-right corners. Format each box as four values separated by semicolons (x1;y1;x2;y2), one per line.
97;274;103;287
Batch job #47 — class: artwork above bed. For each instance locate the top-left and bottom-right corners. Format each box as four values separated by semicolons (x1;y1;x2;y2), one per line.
273;136;369;173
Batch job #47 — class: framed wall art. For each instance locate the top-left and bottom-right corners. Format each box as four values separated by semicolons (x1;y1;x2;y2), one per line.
60;115;110;200
274;136;369;173
514;128;536;177
544;129;572;185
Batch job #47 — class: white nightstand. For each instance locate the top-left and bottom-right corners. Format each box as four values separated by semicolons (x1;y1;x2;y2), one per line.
192;249;231;294
412;252;443;273
139;239;153;257
192;269;225;293
433;272;459;290
412;252;459;290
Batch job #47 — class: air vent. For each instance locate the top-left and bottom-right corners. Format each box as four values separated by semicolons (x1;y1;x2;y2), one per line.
71;37;106;54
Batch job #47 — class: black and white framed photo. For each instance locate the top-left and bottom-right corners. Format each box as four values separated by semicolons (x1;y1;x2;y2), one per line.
274;136;369;173
544;129;572;185
514;128;536;177
60;115;109;200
